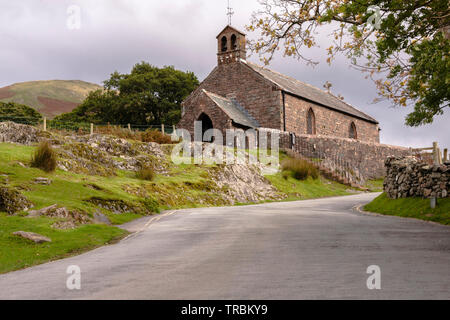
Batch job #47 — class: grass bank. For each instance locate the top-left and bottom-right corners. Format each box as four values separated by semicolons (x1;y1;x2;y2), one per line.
364;193;450;225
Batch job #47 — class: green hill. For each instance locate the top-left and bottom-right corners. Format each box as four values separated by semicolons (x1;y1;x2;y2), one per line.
0;80;101;118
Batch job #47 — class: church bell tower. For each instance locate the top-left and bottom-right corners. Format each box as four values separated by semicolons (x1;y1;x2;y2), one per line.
216;25;247;66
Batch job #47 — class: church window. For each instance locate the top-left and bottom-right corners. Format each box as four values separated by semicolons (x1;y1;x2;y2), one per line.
349;122;357;139
307;108;316;135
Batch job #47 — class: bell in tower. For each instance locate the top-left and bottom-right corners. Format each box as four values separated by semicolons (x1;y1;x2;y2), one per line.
216;26;247;65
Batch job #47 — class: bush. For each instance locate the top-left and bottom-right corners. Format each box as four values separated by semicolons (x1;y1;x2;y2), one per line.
0;102;42;125
136;167;155;181
31;141;57;172
141;129;175;144
281;158;319;180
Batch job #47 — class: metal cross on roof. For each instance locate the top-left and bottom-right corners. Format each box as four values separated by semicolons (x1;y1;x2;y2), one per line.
227;0;234;25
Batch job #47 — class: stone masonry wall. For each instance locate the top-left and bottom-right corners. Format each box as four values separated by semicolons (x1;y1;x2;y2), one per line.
280;133;412;181
177;90;233;136
384;156;449;199
284;93;380;143
182;61;282;130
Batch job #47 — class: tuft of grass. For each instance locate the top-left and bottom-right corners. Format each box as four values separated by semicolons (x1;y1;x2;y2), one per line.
136;167;155;181
281;158;319;180
31;141;57;172
364;193;450;225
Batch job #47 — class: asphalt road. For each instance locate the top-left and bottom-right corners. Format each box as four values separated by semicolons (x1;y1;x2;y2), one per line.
0;193;449;300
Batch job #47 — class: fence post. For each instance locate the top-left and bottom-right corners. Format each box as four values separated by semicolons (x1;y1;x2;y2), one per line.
444;149;448;162
128;123;131;132
432;142;438;164
43;117;47;131
437;148;443;165
161;124;165;135
431;141;439;209
90;123;94;136
172;125;176;134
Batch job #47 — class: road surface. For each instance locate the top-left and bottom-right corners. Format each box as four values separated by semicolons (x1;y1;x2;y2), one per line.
0;193;449;299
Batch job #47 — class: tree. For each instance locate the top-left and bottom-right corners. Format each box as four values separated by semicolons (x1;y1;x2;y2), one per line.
247;0;449;126
0;102;42;125
55;62;199;126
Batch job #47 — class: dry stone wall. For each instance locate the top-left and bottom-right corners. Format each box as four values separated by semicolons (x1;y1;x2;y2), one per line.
384;156;449;199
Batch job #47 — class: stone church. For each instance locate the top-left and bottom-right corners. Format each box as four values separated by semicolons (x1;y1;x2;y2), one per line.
178;25;380;143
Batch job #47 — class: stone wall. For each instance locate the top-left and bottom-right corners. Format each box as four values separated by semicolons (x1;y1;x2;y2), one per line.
384;156;449;199
284;93;380;143
280;133;412;182
181;61;282;130
177;90;234;136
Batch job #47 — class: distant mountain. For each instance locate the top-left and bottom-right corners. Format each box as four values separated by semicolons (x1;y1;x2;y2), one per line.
0;80;102;118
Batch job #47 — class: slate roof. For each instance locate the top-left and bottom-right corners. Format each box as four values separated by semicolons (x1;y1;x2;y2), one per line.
203;90;260;128
243;60;378;124
216;25;246;38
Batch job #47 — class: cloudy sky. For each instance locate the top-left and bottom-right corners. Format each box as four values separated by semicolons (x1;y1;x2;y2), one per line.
0;0;448;149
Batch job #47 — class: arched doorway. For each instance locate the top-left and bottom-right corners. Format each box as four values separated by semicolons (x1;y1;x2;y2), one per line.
306;108;316;135
197;113;213;142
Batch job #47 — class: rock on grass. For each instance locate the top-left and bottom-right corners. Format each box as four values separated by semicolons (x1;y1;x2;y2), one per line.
13;231;51;243
0;187;33;214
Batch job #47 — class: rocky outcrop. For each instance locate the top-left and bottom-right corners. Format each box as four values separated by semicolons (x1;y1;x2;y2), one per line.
384;156;449;199
13;231;51;243
211;164;284;203
0;187;33;214
0;121;49;145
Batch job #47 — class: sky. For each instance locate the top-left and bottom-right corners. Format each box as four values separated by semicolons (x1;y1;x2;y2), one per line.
0;0;448;149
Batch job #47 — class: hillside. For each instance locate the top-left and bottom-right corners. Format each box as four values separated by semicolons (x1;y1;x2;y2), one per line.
0;80;101;118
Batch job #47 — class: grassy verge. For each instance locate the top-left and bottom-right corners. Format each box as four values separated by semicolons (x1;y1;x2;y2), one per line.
364;193;450;225
364;179;384;192
0;212;127;274
265;173;353;201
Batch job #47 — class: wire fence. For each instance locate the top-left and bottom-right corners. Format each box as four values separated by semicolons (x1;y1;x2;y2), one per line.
0;117;177;135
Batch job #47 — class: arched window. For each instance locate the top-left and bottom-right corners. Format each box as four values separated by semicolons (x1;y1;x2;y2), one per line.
306;108;316;135
221;36;228;52
349;122;357;139
197;113;214;142
231;34;237;50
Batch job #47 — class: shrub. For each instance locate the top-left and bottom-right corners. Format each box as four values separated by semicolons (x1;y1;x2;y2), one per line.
136;167;155;181
281;158;319;180
31;141;57;172
0;102;43;125
141;129;175;144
